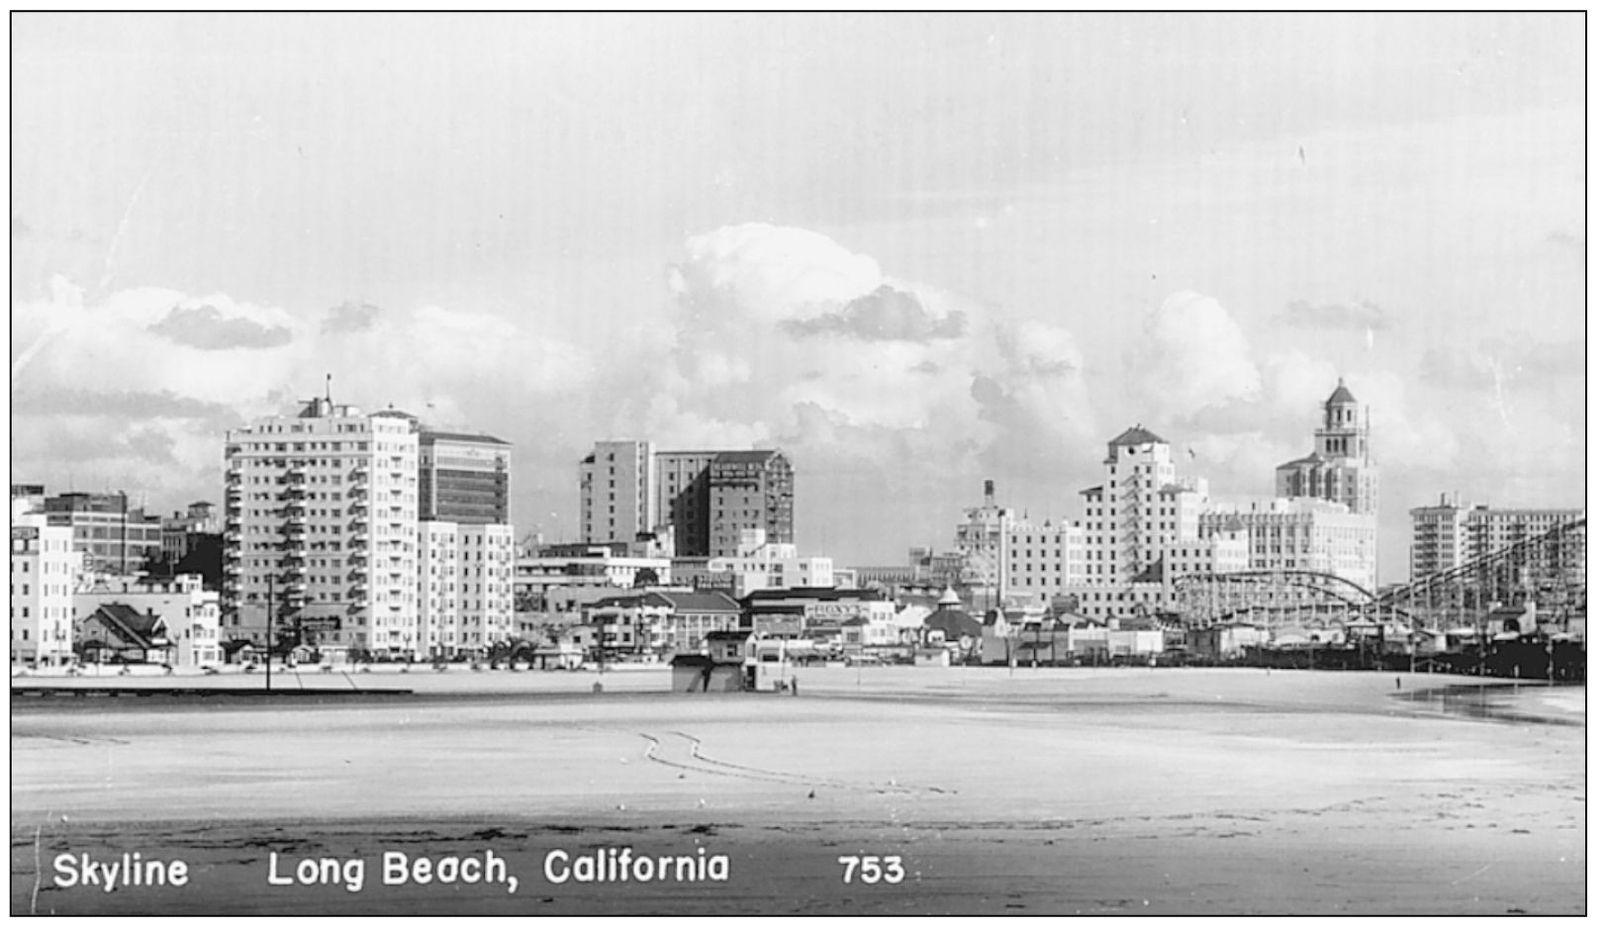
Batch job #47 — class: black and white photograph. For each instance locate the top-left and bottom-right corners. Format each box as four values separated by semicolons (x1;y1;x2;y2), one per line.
8;11;1587;917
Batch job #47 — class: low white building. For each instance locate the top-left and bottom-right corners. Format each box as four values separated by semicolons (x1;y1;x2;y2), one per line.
581;590;743;659
74;573;221;667
705;529;833;598
514;546;672;608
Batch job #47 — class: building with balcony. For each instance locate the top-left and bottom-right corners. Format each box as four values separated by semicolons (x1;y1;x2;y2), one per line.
1409;493;1584;583
222;396;420;658
1070;426;1215;622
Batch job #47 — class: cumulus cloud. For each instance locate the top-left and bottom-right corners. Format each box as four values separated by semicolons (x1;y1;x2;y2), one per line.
668;223;882;330
781;285;966;342
1136;291;1261;413
649;223;1102;539
1279;298;1391;331
147;303;295;350
9;276;596;513
321;300;382;334
1112;283;1578;579
9;386;238;424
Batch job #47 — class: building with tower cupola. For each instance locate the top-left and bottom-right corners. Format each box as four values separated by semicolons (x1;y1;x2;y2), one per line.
1198;380;1379;591
1072;426;1241;622
1078;426;1211;585
1274;378;1378;515
952;480;1014;593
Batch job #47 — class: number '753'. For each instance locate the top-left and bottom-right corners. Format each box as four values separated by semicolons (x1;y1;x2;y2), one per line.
838;855;906;884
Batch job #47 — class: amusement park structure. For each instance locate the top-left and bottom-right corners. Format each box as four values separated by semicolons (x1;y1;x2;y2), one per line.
1170;519;1585;676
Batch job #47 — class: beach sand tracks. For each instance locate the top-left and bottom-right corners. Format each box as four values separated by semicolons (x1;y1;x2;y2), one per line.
12;732;130;747
636;729;952;797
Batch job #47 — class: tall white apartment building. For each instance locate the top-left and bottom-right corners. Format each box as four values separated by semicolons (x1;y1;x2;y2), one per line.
1409;492;1584;583
1069;426;1215;622
223;397;420;658
10;514;81;666
579;440;657;546
1078;426;1210;583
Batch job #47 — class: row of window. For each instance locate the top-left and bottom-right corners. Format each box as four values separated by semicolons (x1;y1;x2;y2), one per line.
11;538;70;554
10;558;75;574
10;606;73;622
9;583;74;597
234;438;373;450
9;625;71;640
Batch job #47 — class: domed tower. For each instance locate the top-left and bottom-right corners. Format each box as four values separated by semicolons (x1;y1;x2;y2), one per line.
1317;379;1367;459
1274;379;1378;514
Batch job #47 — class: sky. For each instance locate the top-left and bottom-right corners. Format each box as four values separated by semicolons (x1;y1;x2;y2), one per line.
8;13;1587;583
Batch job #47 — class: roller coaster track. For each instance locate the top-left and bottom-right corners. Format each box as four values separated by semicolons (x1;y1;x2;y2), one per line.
1379;518;1585;608
1173;519;1585;630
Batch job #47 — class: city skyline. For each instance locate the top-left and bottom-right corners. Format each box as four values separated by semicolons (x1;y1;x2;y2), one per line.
9;13;1586;583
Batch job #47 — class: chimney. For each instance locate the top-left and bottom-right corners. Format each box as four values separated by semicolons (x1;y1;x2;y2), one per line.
984;480;995;507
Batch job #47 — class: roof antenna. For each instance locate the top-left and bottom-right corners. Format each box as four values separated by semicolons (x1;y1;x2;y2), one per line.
325;373;332;404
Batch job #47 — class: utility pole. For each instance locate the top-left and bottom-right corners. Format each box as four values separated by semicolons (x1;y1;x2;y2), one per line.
266;574;274;693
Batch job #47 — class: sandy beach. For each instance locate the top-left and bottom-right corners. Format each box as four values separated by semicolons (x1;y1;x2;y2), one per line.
8;667;1584;915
